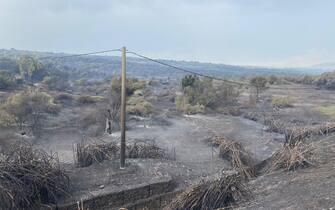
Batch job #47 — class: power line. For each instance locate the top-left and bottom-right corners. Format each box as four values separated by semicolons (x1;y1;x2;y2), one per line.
127;50;316;90
38;48;121;60
126;50;248;86
32;47;315;90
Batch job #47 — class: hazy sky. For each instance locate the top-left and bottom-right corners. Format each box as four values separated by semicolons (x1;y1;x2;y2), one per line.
0;0;334;67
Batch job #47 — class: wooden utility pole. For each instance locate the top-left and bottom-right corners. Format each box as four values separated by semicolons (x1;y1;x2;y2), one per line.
120;46;127;168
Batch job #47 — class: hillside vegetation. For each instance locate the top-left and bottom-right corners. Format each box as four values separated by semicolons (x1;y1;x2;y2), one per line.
287;70;335;89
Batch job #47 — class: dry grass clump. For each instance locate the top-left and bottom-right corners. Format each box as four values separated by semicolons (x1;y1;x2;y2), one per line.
266;141;318;173
284;122;335;145
75;139;167;167
212;136;255;179
0;141;69;209
167;171;250;210
263;117;287;133
264;118;335;142
75;141;119;167
128;140;166;159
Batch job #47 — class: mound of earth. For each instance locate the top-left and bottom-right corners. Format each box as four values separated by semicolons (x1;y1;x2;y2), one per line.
238;135;335;210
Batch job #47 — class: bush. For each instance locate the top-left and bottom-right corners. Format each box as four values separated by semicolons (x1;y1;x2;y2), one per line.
55;92;75;102
110;76;146;96
271;96;295;108
0;71;15;90
127;96;153;116
0;89;59;134
76;95;105;104
177;75;240;114
128;79;146;94
74;78;87;86
176;95;205;114
42;75;70;91
315;105;335;118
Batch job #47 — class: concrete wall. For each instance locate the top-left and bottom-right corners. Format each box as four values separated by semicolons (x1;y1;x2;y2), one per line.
55;179;176;210
123;190;182;210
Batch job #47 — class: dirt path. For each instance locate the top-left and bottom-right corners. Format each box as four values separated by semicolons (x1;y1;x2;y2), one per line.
182;114;283;162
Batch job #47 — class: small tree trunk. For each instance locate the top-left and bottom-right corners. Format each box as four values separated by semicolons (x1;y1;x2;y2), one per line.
106;118;112;134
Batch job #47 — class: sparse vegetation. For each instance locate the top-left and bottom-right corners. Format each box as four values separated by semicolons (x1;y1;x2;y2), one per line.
177;75;240;114
42;72;70;91
313;71;335;89
271;96;295;108
105;76;149;133
77;108;105;136
74;78;87;86
314;105;335;118
1;48;335;209
286;71;335;90
176;100;205;114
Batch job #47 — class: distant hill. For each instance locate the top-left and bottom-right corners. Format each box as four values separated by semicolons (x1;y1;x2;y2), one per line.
0;48;329;81
311;62;335;71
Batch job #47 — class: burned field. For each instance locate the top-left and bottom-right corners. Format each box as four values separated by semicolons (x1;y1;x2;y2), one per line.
1;68;335;210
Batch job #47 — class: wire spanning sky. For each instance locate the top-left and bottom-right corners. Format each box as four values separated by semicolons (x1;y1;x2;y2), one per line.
0;0;334;68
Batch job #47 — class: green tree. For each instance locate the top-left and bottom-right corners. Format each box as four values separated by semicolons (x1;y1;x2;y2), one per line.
19;56;44;82
182;75;198;89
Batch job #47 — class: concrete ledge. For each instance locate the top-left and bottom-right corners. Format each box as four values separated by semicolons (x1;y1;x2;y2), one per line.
55;178;175;210
122;189;182;210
